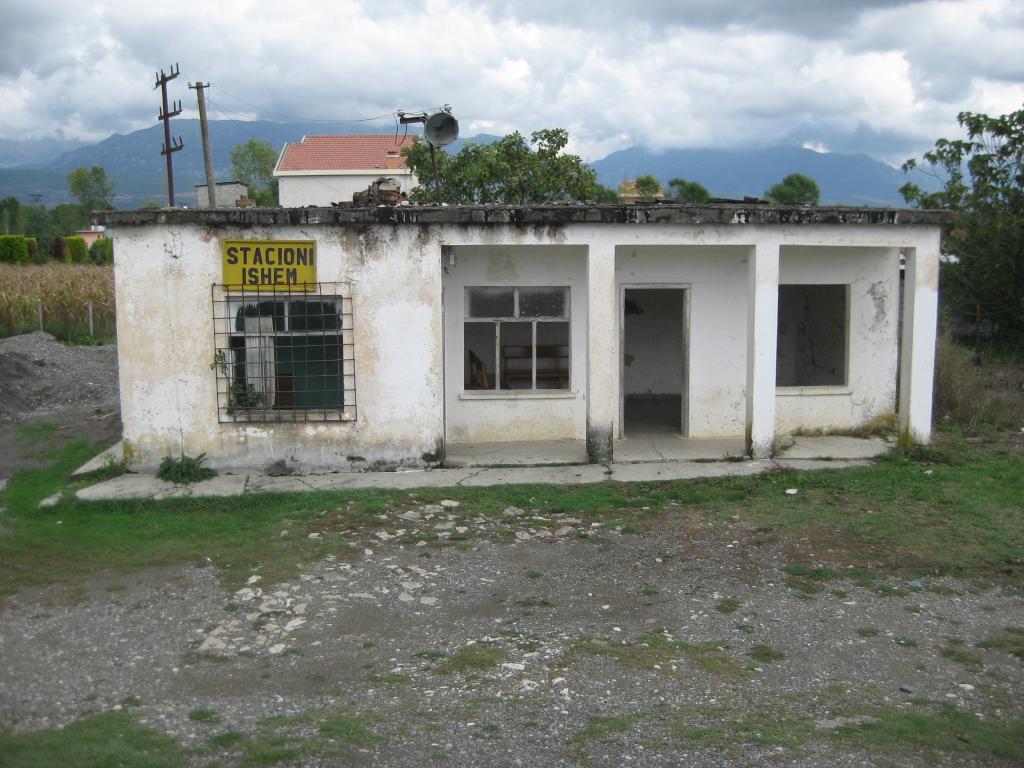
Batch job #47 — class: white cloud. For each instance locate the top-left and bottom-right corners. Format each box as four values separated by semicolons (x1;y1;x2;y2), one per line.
0;0;1020;163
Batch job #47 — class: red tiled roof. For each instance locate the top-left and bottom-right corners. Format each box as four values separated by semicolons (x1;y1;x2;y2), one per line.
276;134;415;172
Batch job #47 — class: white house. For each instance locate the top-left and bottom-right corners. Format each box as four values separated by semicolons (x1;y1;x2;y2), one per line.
273;134;417;206
98;203;945;472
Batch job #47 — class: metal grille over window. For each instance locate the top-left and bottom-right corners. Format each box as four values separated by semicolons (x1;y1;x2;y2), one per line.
464;286;570;391
212;284;355;422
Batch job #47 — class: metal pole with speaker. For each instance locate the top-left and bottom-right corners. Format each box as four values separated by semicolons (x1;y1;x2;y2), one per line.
399;106;459;197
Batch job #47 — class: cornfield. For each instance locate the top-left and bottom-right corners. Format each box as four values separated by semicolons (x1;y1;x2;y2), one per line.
0;264;116;342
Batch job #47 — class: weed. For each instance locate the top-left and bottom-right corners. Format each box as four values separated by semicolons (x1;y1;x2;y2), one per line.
525;570;543;579
206;731;244;749
857;627;880;638
157;453;217;485
188;708;221;724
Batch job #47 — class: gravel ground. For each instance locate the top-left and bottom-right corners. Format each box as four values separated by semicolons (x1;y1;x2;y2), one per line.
0;332;121;478
1;504;1021;767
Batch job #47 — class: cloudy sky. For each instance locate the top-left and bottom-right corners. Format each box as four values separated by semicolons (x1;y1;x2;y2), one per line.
1;0;1021;164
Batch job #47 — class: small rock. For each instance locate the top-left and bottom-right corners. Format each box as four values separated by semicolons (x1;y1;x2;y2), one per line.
268;644;286;655
284;619;305;631
785;488;799;495
440;500;460;508
307;532;322;540
515;531;532;541
959;683;975;691
553;526;575;537
247;575;262;585
398;592;415;603
420;596;438;606
434;521;455;531
502;662;525;671
503;507;524;517
899;685;914;694
38;493;62;508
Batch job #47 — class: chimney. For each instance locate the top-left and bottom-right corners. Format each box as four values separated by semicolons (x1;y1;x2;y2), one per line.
385;151;401;170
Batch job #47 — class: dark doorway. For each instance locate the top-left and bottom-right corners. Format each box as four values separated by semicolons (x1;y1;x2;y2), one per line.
622;288;687;436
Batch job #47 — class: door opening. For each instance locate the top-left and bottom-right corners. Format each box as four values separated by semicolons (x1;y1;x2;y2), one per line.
621;288;687;437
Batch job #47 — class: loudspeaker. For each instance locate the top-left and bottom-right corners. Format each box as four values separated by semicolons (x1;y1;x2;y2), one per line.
424;112;459;147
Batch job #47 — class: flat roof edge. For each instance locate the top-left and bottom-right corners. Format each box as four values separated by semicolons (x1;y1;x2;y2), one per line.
93;204;952;228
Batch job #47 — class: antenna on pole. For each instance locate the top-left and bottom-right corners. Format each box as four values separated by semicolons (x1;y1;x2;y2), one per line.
399;105;458;197
189;80;217;207
155;63;184;206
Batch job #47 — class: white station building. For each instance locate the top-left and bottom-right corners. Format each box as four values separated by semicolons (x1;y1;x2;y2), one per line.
98;202;946;472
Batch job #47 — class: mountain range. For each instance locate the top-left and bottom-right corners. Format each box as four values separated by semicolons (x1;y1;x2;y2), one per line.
0;120;940;208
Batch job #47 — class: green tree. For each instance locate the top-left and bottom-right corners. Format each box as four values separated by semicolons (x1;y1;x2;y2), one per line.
67;166;115;210
634;174;664;199
668;177;711;203
901;106;1024;344
765;173;820;204
402;128;614;204
230;139;279;206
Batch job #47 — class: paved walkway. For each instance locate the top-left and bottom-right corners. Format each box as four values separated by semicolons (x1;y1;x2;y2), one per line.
72;436;889;501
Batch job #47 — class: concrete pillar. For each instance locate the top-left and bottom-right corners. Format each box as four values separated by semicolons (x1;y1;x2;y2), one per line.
745;241;780;458
586;242;617;463
899;243;939;444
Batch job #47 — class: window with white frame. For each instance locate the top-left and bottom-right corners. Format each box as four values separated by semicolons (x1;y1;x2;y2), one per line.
776;284;847;387
212;285;356;421
464;286;570;391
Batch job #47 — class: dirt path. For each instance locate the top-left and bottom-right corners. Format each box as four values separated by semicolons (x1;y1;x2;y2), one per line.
1;512;1021;767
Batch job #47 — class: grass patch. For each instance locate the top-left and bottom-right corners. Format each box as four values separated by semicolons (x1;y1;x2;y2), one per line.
977;627;1024;659
747;644;785;663
0;711;184;768
188;708;221;724
438;644;504;674
2;434;1022;597
571;714;643;743
857;627;880;638
832;703;1024;763
568;631;745;679
715;597;741;614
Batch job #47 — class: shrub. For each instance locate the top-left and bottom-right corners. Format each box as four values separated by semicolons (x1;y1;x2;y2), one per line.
0;235;30;264
65;236;89;264
25;237;39;263
88;237;113;265
157;453;217;484
53;237;69;262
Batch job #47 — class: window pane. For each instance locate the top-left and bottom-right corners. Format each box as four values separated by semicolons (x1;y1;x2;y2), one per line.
499;321;533;389
464;322;496;390
776;285;846;386
235;301;284;332
466;287;514;318
519;287;568;318
289;300;340;331
535;322;570;389
275;335;343;408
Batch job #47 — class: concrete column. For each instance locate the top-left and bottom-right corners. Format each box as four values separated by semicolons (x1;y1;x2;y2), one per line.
745;241;780;458
899;243;939;444
586;242;617;463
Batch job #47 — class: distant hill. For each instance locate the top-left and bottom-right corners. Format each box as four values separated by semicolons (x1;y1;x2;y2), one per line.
0;120;941;209
590;145;941;206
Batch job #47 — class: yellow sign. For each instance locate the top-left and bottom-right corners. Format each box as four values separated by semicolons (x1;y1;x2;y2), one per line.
221;239;317;290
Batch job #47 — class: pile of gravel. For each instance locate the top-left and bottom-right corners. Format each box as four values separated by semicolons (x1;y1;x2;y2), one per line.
0;332;119;422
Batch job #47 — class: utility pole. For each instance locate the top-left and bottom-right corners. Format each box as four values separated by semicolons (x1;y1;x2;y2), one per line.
189;81;217;208
155;64;184;206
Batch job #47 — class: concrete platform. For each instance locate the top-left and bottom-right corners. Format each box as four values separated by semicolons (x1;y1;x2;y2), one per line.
776;435;891;460
70;441;123;477
615;436;745;463
445;439;586;467
73;454;884;503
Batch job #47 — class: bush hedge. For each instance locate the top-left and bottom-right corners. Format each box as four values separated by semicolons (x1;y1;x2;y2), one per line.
88;237;113;265
0;235;31;264
65;236;89;264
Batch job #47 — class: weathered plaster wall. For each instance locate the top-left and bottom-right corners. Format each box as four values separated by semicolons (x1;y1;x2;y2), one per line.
442;245;588;444
278;172;416;207
775;246;900;433
616;245;749;438
111;222;443;471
